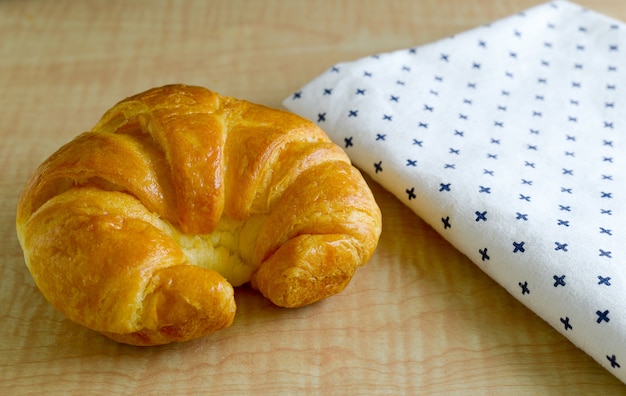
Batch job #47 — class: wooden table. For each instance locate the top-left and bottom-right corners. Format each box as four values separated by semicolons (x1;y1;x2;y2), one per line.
2;0;625;393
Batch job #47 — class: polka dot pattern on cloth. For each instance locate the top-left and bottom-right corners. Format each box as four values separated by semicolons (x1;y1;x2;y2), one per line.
283;0;626;383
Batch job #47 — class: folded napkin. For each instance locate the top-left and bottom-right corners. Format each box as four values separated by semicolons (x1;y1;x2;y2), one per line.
283;0;625;383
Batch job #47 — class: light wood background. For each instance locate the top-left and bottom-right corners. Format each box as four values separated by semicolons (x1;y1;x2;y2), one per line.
2;0;625;394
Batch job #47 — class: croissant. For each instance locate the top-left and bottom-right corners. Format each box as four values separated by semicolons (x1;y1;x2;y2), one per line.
15;84;382;346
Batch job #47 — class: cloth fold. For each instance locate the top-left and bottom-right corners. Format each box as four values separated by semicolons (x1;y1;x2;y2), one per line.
283;0;626;383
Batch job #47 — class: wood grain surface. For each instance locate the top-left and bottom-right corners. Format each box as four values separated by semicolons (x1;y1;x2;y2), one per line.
2;0;625;394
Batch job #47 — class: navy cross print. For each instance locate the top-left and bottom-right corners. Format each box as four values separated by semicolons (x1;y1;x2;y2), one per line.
284;0;626;383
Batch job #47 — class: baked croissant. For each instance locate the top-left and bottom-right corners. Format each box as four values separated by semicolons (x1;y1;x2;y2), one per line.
16;84;382;346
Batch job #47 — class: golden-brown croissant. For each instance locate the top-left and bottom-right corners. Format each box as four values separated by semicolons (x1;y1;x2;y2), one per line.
16;84;382;346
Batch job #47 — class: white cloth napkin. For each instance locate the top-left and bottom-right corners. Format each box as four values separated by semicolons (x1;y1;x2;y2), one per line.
283;0;625;383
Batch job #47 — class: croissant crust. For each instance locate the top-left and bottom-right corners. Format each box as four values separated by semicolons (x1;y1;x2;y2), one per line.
16;84;382;345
